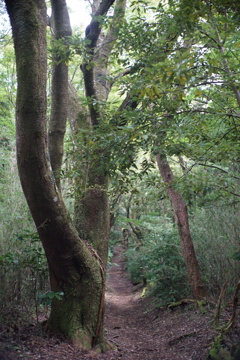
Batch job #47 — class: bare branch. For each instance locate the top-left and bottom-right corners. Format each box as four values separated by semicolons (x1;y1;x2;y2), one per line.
176;109;240;118
110;67;131;87
196;163;240;181
101;0;127;59
85;0;115;49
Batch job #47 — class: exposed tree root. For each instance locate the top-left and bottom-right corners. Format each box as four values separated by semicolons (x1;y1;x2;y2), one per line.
167;298;207;313
168;330;197;345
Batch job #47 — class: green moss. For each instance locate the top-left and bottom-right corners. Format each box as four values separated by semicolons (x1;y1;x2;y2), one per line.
71;329;92;350
47;271;104;351
207;338;240;360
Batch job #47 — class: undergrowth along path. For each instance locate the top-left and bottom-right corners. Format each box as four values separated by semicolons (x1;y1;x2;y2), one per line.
0;245;227;360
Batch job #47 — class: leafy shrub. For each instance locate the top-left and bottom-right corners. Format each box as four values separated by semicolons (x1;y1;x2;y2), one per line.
0;230;49;323
125;228;189;304
190;202;240;297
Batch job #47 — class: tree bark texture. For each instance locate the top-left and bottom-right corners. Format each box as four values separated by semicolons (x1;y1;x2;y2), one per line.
5;0;106;350
156;153;206;299
74;0;126;266
48;0;72;189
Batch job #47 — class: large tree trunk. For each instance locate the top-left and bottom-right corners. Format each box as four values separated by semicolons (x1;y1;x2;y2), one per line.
5;0;106;350
156;153;206;299
74;0;126;265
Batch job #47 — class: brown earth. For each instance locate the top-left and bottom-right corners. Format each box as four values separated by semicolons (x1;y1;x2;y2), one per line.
0;245;239;360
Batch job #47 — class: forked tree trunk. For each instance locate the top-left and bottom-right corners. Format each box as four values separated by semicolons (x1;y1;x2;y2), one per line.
5;0;107;350
74;0;126;265
156;153;206;299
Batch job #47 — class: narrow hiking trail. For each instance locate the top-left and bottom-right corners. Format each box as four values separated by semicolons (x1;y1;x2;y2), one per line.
1;245;227;360
99;245;214;360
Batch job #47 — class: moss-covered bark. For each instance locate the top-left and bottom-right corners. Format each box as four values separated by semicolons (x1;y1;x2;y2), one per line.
48;267;105;350
75;180;110;263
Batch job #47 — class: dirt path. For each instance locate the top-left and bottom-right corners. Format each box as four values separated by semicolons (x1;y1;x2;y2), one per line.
99;245;214;360
0;245;225;360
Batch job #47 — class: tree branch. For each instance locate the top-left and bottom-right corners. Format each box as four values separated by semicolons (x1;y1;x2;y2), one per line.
196;163;240;181
176;109;240;118
110;67;131;87
85;0;115;49
100;0;126;59
82;0;116;125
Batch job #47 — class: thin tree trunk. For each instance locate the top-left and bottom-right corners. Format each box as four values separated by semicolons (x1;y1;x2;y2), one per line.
156;152;206;299
48;0;72;189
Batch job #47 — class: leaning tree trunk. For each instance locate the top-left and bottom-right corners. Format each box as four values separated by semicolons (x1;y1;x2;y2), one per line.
156;152;206;299
5;0;107;350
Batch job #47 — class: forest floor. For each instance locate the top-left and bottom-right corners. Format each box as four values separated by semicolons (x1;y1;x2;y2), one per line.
1;245;240;360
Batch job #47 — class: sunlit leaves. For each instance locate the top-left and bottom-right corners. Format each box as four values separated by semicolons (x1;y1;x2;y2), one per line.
102;0;240;204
